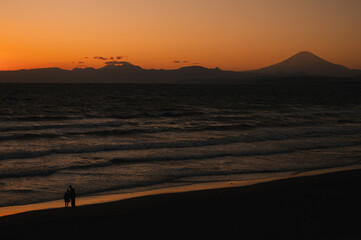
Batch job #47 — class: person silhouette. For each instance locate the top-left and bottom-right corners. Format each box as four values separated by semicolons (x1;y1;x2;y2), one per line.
68;185;76;208
63;189;70;208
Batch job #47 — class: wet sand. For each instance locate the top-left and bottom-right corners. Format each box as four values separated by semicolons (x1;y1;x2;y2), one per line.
1;167;361;239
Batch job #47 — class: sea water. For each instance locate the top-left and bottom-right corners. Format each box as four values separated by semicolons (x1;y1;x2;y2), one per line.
1;82;361;207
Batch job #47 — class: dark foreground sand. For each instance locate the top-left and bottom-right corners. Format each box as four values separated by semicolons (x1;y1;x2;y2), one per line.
1;169;361;240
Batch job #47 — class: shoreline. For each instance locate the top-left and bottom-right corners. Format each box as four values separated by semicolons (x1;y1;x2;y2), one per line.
2;164;361;239
1;164;360;218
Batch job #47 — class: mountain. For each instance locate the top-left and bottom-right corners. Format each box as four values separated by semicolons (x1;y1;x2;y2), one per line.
0;52;360;83
0;62;255;83
255;51;359;77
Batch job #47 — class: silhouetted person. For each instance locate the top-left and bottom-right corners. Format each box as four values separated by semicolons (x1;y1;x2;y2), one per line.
63;189;70;208
68;185;76;208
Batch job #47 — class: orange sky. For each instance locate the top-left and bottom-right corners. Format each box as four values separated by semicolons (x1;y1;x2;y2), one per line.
1;0;361;71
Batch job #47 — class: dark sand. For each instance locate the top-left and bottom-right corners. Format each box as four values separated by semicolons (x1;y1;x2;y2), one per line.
1;169;361;240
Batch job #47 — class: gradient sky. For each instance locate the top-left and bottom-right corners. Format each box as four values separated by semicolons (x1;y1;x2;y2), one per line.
1;0;361;71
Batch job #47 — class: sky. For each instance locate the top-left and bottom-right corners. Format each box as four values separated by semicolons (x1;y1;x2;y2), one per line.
1;0;361;71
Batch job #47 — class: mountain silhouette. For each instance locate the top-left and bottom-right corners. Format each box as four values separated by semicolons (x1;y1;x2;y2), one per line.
0;52;360;83
255;51;359;77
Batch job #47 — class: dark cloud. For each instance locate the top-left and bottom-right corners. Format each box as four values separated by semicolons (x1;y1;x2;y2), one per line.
92;56;127;61
105;61;130;65
78;61;85;64
174;60;190;64
84;57;88;59
94;56;108;60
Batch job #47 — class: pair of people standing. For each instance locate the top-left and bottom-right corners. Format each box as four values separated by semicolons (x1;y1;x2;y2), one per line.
64;185;76;208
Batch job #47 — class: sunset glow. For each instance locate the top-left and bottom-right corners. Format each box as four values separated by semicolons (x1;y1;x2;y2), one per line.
1;0;361;71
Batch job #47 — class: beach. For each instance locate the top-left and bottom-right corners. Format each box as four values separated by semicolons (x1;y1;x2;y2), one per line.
1;167;361;239
1;83;361;240
1;84;361;209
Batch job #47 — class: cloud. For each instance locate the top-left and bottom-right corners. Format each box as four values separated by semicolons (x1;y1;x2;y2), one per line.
174;60;190;64
105;61;130;65
78;61;85;64
93;56;108;60
92;55;128;61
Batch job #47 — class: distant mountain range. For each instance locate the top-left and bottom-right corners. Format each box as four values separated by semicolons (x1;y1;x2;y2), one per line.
1;52;360;83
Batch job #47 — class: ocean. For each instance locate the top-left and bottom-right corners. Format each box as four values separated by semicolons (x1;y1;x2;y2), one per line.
1;82;361;207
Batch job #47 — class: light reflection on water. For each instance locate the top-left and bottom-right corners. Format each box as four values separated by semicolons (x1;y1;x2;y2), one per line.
1;83;361;207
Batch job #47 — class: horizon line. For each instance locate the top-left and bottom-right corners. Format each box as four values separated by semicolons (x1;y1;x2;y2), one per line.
1;51;360;72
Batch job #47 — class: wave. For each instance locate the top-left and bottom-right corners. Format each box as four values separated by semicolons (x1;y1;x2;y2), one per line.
1;102;360;124
2;189;35;193
2;119;361;142
110;140;361;164
0;127;179;141
0;119;251;136
0;124;255;141
0;161;112;179
1;127;361;161
75;161;361;197
0;120;126;132
0;116;80;121
0;110;206;123
1;139;361;179
0;133;61;141
4;107;343;134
